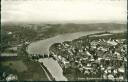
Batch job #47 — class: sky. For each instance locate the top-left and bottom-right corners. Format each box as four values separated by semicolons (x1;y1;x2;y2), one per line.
1;0;127;23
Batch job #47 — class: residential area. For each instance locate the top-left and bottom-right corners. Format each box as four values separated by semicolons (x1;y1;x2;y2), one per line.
0;25;127;81
49;32;127;81
0;23;127;81
1;0;127;81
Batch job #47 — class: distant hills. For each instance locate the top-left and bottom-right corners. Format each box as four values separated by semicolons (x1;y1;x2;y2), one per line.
45;23;126;32
2;23;127;40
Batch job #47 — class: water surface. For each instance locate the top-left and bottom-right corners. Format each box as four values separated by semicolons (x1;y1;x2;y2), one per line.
27;31;104;55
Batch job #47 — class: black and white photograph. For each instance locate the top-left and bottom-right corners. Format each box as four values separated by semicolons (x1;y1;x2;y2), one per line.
0;0;127;81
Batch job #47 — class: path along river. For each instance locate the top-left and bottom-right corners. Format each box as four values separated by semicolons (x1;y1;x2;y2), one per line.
27;30;124;81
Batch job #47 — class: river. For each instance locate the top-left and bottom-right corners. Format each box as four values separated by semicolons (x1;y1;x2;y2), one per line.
27;30;124;55
26;30;125;81
27;31;104;55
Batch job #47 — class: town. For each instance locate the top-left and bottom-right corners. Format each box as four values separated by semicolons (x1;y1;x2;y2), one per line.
0;23;127;81
1;0;127;81
48;32;127;81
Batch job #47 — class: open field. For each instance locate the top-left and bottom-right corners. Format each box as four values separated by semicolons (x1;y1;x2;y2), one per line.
0;58;49;81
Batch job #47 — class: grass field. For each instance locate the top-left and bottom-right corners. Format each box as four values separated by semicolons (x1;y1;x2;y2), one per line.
1;60;27;73
1;58;49;81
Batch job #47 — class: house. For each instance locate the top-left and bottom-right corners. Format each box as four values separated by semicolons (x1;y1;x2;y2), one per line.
108;74;114;79
118;67;124;73
113;69;118;74
107;40;118;46
118;76;123;79
63;62;70;68
103;74;107;79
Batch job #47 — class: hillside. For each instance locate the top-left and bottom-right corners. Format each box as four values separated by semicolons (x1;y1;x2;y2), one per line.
2;23;127;40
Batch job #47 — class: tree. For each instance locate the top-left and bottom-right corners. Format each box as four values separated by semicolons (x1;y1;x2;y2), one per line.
0;31;10;52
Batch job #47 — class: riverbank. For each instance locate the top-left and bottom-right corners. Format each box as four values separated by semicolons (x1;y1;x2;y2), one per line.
27;30;125;55
26;30;126;81
38;58;67;81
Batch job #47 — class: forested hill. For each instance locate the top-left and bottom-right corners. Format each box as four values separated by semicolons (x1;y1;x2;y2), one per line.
44;23;126;33
1;23;127;40
2;23;126;31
